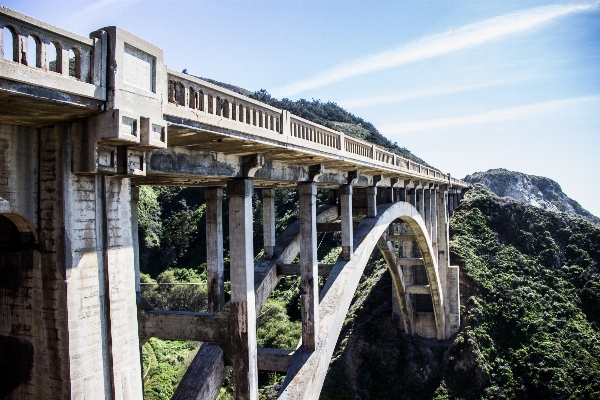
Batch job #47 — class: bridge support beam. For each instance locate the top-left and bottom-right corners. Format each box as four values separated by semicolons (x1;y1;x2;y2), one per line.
206;187;224;312
299;182;319;351
227;179;258;400
263;188;276;260
340;185;353;261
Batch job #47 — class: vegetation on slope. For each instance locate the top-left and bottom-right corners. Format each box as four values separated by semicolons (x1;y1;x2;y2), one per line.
138;186;337;397
321;185;600;399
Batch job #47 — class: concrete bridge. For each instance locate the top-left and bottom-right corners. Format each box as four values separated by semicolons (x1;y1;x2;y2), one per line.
0;6;467;400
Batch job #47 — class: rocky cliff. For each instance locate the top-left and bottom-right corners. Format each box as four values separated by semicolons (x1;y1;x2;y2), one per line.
463;168;600;226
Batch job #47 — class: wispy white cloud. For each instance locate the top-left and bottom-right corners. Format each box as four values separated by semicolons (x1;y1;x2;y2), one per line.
272;2;600;97
340;77;533;108
380;95;600;135
64;0;139;34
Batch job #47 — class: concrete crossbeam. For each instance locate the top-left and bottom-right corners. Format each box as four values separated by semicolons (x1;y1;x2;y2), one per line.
397;258;425;266
406;285;431;295
277;264;334;277
386;234;415;242
137;310;228;343
257;348;295;372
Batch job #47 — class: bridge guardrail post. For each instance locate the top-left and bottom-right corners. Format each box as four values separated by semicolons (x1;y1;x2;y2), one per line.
281;110;291;138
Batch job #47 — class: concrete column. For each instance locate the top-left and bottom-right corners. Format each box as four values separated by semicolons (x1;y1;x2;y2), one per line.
431;188;438;257
407;188;416;208
418;188;425;221
262;188;276;260
101;176;144;400
299;183;319;351
386;187;395;203
206;187;224;312
436;187;449;312
131;186;140;293
340;185;353;261
367;186;377;217
227;179;258;400
424;188;431;239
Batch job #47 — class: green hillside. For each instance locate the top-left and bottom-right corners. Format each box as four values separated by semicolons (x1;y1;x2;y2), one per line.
320;185;600;399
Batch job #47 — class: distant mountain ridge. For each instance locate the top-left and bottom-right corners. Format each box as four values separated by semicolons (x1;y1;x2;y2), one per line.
463;168;599;226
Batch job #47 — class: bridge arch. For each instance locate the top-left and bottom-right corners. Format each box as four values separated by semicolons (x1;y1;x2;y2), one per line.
279;201;445;399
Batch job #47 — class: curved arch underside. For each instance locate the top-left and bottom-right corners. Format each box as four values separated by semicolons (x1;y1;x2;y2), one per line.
279;201;445;400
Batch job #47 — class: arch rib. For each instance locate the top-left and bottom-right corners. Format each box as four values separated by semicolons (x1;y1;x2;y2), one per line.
279;201;445;400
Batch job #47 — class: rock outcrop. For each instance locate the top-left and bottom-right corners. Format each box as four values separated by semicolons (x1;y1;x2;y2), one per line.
463;168;600;226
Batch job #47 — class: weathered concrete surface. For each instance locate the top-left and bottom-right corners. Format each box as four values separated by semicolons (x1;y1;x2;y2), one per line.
206;187;225;312
257;348;294;373
340;185;353;261
0;123;68;399
228;179;258;400
277;264;334;277
299;183;319;352
262;188;276;260
138;310;228;343
0;123;143;399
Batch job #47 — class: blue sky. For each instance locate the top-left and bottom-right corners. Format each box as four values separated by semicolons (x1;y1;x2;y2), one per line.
5;0;600;216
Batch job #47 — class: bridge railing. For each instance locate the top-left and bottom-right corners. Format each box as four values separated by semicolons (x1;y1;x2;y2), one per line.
0;6;105;100
289;114;341;151
166;69;283;137
164;71;466;185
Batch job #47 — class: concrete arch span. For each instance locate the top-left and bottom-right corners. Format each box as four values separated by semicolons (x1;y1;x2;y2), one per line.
279;201;445;400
